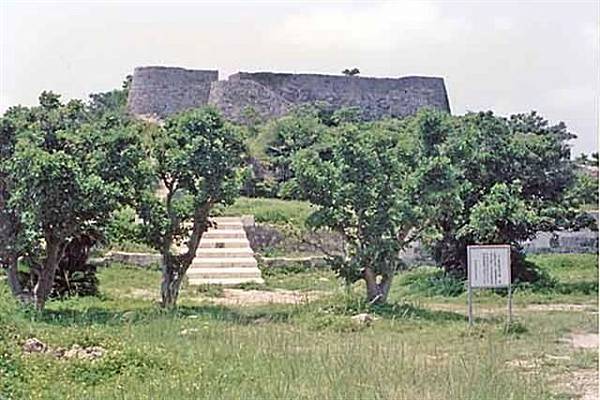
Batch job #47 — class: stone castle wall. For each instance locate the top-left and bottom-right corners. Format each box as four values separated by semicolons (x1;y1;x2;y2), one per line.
207;79;291;123
127;66;451;122
230;72;450;120
127;66;218;118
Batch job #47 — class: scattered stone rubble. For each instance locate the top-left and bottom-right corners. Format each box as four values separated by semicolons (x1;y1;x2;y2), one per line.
22;337;105;360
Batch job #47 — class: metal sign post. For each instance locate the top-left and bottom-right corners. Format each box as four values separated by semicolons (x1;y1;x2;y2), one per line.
467;245;512;326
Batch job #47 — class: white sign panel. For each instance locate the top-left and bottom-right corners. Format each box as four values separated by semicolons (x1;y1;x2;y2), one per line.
467;245;511;288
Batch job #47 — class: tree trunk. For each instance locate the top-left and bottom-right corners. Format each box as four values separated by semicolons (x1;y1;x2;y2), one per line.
33;239;64;311
364;267;380;303
363;267;394;304
5;255;23;299
160;255;184;308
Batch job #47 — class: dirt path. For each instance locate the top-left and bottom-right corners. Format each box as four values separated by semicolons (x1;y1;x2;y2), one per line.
565;332;599;350
426;302;598;315
126;287;322;306
558;332;598;400
209;288;320;306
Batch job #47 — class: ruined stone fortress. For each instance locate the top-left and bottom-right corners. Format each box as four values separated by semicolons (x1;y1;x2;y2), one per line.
127;66;451;122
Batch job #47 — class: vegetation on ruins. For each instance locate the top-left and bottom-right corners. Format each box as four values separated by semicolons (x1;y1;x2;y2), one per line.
136;107;246;307
0;92;150;310
342;67;360;76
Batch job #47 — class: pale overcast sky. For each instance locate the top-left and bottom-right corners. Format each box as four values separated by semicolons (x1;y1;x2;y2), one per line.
1;0;598;155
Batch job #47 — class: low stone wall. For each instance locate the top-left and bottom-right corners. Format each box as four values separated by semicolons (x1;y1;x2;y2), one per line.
521;230;598;254
259;256;327;269
244;224;343;256
94;251;162;268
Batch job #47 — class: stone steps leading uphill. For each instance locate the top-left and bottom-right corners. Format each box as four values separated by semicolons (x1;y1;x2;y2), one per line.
186;217;264;286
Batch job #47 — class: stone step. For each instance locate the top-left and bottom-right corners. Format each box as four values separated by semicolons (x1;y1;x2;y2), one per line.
188;277;265;286
191;257;257;268
213;224;244;231
187;215;262;287
211;217;243;223
203;230;246;239
199;238;250;248
195;247;254;258
187;267;262;278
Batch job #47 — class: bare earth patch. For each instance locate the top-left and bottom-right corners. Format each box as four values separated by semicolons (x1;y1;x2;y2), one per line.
124;287;320;306
209;288;320;306
552;369;599;400
128;288;159;300
526;304;598;313
504;330;598;399
554;332;599;400
563;332;599;350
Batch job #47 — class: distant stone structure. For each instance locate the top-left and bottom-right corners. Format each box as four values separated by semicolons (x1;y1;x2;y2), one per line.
127;66;451;123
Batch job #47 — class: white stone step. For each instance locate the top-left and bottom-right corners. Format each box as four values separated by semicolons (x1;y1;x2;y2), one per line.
191;257;257;268
211;222;244;230
188;277;265;286
203;230;246;239
211;217;243;223
199;238;250;248
187;267;262;278
186;215;263;287
195;247;254;258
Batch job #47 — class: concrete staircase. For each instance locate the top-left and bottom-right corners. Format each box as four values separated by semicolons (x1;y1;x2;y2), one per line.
186;217;264;286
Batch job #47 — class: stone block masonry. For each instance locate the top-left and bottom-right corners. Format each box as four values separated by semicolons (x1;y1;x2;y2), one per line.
127;66;451;123
127;66;218;118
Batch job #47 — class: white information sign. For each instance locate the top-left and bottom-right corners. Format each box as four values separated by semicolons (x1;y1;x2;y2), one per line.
467;245;511;288
466;244;512;326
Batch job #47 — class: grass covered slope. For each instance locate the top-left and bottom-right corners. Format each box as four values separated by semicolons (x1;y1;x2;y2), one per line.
1;254;597;399
217;196;313;227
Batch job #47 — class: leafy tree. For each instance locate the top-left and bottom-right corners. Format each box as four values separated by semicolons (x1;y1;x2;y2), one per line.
427;111;595;279
88;75;132;118
575;152;599;167
567;169;599;209
1;91;150;310
292;111;457;303
0;106;30;299
137;107;245;307
246;104;360;198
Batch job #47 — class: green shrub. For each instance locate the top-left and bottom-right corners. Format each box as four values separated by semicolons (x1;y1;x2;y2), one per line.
398;267;466;297
106;206;141;245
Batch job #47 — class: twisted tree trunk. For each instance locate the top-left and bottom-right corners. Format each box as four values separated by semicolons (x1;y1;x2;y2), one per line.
160;202;212;308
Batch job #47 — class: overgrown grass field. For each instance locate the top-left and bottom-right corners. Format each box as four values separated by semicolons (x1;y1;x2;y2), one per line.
1;254;597;399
